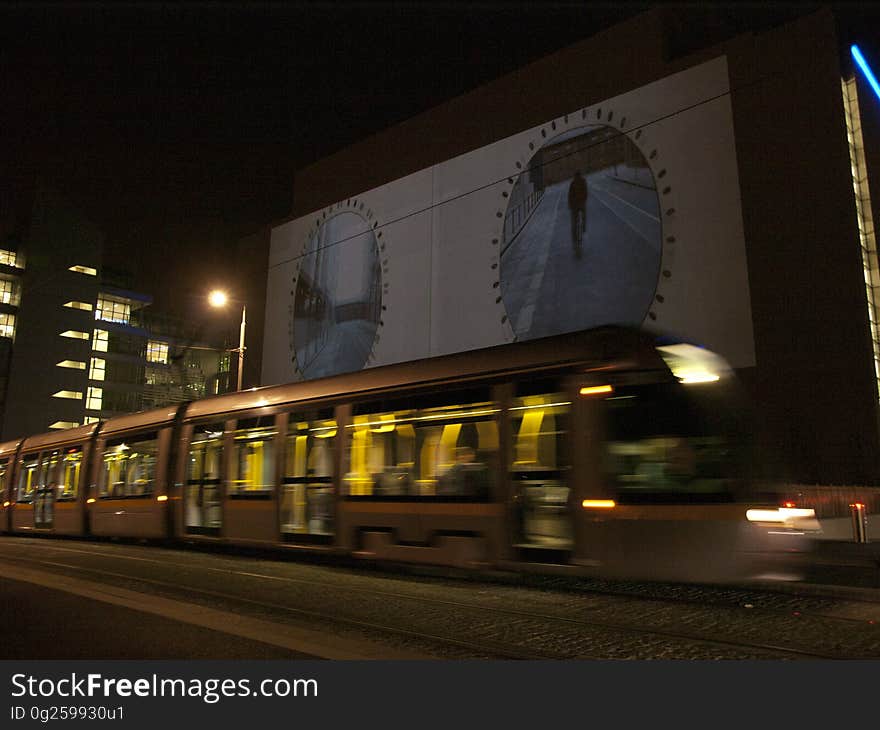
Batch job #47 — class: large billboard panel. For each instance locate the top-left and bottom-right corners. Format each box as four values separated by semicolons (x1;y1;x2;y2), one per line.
263;56;754;385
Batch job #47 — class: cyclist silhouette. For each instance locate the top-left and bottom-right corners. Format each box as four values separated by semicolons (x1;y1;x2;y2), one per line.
567;170;588;257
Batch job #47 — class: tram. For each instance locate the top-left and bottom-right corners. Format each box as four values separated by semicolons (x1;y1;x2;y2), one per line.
0;326;810;583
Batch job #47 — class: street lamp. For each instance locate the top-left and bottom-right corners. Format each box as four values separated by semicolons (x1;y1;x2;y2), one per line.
208;289;246;391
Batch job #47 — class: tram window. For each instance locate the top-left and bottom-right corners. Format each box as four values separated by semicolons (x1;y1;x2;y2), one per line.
188;424;225;482
230;417;277;495
0;458;7;500
99;432;159;498
282;413;336;534
345;395;498;499
41;451;59;490
16;453;41;502
510;393;570;473
604;383;732;500
57;448;83;499
285;415;336;480
509;393;572;548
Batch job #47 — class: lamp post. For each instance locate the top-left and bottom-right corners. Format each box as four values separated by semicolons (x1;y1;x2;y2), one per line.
208;290;246;391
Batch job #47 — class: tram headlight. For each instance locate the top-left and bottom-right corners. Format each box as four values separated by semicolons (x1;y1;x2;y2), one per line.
746;506;818;531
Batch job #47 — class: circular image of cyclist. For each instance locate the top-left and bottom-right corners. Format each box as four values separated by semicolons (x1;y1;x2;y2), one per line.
500;125;661;341
292;211;382;379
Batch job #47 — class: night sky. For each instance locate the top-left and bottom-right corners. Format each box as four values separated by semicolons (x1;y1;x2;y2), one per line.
1;2;872;326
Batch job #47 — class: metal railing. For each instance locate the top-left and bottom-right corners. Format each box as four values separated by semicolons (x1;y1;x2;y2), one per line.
772;484;880;518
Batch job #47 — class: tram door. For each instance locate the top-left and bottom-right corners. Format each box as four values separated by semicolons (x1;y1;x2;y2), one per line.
33;451;58;529
509;389;573;557
185;424;225;535
0;458;8;533
281;414;336;543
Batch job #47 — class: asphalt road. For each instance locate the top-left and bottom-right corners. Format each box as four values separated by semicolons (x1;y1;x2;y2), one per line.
2;535;880;660
0;577;313;660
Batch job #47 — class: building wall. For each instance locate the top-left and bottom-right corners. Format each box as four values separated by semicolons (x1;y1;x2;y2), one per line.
278;8;879;483
722;12;877;483
3;189;102;439
0;190;232;440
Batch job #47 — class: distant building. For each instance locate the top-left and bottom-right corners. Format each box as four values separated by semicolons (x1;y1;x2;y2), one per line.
0;189;230;440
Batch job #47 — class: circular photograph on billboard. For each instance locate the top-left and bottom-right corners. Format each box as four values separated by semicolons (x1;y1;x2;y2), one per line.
500;125;661;342
292;211;382;379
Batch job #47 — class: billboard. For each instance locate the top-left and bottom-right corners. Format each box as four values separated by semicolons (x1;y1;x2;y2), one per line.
264;56;754;384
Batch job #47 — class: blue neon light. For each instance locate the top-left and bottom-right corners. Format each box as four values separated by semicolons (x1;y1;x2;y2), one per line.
852;45;880;102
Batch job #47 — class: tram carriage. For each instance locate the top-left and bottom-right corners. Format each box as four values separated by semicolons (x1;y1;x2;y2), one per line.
0;326;810;583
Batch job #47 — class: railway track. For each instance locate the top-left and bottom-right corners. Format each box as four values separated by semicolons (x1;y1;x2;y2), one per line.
2;538;876;659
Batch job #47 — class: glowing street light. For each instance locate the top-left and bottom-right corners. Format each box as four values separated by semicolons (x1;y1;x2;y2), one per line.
208;289;246;392
208;290;228;308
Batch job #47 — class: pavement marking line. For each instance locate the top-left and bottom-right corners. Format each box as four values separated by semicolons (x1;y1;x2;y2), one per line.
590;178;660;222
591;189;655;243
2;541;485;618
0;541;427;600
0;542;325;586
0;563;435;661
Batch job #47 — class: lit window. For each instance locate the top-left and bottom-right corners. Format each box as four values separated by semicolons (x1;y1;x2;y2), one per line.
0;279;18;305
0;313;15;338
49;421;80;430
100;434;158;498
52;390;83;400
95;296;130;324
64;301;93;312
68;265;97;276
57;360;86;370
92;329;109;352
146;340;169;364
61;330;89;340
0;249;21;268
84;416;100;425
89;357;106;381
86;387;103;411
345;397;499;499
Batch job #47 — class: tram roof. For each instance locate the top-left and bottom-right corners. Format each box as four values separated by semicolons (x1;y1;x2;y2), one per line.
20;423;100;454
183;326;668;422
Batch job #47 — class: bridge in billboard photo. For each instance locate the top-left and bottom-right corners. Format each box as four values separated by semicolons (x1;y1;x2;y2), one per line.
501;166;662;342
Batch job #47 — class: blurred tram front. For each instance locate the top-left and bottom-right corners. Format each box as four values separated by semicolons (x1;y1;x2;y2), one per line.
569;344;777;583
488;339;802;583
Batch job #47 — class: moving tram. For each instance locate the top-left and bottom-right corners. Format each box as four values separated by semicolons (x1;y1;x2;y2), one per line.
0;326;801;583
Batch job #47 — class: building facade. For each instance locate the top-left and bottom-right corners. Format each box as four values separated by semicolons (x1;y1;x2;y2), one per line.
0;189;230;440
261;7;880;485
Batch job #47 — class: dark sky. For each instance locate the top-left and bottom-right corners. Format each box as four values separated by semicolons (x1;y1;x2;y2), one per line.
2;1;874;323
0;2;650;313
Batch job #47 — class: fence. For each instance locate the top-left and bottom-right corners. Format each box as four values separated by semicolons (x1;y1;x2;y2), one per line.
769;485;880;518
